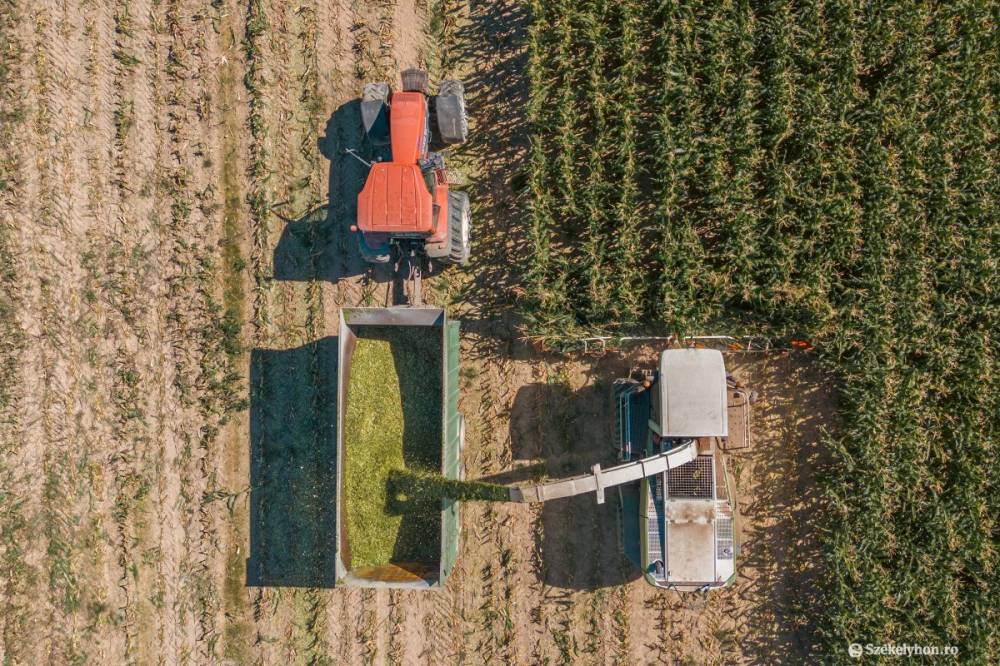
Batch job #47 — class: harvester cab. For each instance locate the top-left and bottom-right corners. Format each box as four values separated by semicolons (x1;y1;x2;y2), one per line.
351;68;471;304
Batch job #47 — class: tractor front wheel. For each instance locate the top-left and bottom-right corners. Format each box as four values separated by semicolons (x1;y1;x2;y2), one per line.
360;82;390;144
435;80;468;144
447;191;471;265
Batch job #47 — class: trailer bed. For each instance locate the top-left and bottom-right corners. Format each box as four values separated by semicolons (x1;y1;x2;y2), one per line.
336;307;462;589
342;326;442;569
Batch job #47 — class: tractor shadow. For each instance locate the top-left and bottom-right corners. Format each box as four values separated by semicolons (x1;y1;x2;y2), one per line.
504;379;642;590
246;337;339;587
435;0;531;328
271;99;391;285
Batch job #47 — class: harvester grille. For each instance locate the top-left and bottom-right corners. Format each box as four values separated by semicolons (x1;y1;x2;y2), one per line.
666;456;714;499
646;476;665;580
716;516;734;560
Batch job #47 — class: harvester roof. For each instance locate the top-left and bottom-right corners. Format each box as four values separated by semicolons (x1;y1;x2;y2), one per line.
659;349;728;437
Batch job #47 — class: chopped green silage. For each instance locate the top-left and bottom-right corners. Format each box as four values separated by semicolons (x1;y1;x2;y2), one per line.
343;326;443;569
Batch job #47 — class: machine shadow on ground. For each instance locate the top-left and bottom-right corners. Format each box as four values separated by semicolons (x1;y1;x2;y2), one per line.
271;99;391;285
440;0;531;330
507;380;642;590
247;338;339;587
730;355;831;660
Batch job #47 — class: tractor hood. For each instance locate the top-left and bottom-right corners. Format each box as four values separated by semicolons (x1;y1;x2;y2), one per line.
389;91;428;164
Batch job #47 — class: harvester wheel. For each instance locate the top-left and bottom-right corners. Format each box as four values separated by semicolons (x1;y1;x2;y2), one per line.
447;191;471;265
435;80;467;144
401;68;429;94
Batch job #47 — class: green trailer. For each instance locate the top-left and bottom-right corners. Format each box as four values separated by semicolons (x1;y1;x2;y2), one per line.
335;307;462;589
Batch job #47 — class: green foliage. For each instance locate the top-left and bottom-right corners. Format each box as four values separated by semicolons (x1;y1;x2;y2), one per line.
525;0;998;660
343;328;443;569
387;469;509;507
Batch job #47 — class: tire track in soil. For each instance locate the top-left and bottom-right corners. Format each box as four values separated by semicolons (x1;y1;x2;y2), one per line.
78;2;152;662
242;0;282;656
137;43;190;644
450;351;521;665
20;3;118;662
157;0;247;660
142;3;195;654
157;1;208;658
190;2;256;663
556;363;628;666
252;0;325;660
0;1;35;661
535;364;578;666
105;0;169;658
357;588;378;664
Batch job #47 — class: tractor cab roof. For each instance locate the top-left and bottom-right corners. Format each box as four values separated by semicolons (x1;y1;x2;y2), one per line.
357;162;434;234
659;349;728;438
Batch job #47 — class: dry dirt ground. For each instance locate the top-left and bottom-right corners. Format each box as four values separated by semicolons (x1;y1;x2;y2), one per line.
0;0;835;664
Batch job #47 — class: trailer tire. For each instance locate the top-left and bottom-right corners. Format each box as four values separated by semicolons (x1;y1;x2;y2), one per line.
447;191;471;265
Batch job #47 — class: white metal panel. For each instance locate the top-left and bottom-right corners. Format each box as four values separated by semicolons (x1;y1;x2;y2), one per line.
507;441;696;503
659;349;728;437
666;522;715;583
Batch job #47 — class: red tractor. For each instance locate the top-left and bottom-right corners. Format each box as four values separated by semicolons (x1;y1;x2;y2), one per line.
350;69;471;301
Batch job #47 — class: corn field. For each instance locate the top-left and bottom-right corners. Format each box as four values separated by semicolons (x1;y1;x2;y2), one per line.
524;0;998;659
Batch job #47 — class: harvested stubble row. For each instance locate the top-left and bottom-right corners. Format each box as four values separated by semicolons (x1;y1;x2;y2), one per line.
343;327;442;569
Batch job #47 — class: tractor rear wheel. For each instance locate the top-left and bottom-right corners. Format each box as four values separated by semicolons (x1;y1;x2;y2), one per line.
447;191;471;265
435;80;467;144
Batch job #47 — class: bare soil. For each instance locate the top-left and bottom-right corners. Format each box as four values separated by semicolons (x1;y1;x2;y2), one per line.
0;0;835;664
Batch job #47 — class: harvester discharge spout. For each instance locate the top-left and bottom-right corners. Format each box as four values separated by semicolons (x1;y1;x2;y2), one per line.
505;440;697;504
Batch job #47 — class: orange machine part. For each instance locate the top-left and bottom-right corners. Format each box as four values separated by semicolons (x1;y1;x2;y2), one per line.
356;90;451;237
388;91;427;164
428;178;449;244
357;163;434;234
